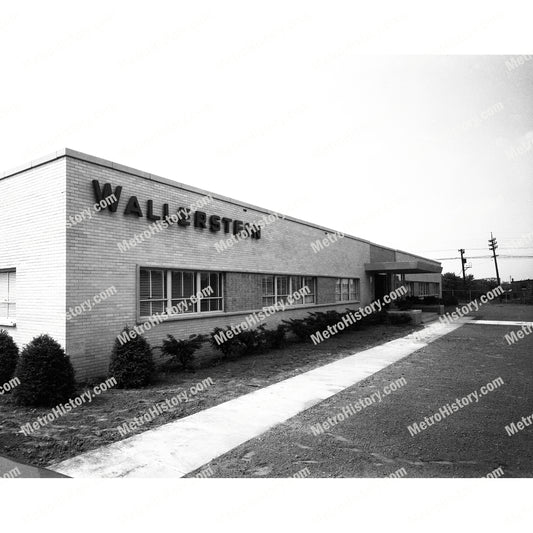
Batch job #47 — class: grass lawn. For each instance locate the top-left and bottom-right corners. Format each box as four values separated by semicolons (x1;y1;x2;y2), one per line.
0;322;421;467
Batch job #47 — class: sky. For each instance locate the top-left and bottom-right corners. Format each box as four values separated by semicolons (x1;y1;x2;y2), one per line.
1;1;532;281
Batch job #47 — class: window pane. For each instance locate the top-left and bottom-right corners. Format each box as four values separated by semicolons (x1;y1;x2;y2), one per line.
151;300;165;314
140;269;150;299
276;276;289;297
151;270;164;299
291;276;302;293
209;273;220;296
262;276;274;296
8;272;15;300
263;296;275;307
0;273;7;302
140;301;151;316
183;272;195;297
209;299;222;311
171;271;183;299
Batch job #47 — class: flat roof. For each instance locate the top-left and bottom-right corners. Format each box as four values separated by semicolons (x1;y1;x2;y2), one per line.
1;148;441;267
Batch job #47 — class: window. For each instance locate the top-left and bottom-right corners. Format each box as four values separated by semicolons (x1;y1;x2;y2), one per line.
405;282;415;297
140;269;166;316
335;278;360;302
262;276;275;307
262;275;316;306
199;272;223;312
302;276;316;304
139;268;223;318
170;271;196;314
419;282;430;296
276;276;290;302
0;270;16;324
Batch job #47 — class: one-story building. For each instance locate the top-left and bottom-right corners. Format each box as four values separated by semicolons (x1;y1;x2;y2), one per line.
0;149;442;379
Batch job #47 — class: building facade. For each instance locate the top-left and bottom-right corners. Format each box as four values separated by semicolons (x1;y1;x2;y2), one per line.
0;149;442;379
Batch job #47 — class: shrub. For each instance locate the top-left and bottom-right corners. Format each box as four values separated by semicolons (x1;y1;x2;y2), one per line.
259;324;288;349
14;334;76;407
0;330;19;387
236;328;268;355
210;327;247;358
358;308;387;327
282;317;316;342
109;328;155;388
160;334;206;371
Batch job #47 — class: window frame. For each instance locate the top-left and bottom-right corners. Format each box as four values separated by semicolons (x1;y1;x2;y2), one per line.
139;267;224;319
335;277;360;302
0;269;16;326
261;275;316;307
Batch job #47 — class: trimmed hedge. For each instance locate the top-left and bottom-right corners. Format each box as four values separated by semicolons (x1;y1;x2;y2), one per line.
0;330;19;386
14;334;76;407
109;329;155;388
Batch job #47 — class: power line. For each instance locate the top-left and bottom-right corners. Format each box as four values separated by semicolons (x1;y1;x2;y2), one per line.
435;255;533;260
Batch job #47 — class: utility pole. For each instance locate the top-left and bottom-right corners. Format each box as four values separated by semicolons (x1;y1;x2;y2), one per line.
488;232;501;286
458;248;467;290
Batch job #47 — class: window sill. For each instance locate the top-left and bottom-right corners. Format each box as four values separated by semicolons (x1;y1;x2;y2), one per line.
137;310;225;324
0;320;16;327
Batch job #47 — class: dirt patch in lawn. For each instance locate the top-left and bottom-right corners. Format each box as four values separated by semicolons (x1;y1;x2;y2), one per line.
0;323;420;468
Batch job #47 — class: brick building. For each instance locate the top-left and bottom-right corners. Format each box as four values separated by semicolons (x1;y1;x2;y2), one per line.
0;149;442;379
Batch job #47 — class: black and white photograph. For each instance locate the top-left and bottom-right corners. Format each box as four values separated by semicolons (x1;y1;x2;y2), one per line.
0;1;532;530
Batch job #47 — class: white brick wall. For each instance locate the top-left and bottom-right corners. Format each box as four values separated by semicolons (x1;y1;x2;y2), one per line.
0;159;66;352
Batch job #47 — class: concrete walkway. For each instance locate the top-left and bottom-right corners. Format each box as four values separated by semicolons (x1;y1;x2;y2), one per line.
53;319;469;478
469;320;533;326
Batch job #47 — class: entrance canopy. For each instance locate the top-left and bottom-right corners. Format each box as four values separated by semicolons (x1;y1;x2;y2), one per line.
364;260;442;274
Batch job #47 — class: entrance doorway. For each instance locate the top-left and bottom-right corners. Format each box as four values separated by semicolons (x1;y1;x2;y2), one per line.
374;273;388;301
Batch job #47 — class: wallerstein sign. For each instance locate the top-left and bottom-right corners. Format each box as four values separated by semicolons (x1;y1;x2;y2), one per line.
92;180;262;240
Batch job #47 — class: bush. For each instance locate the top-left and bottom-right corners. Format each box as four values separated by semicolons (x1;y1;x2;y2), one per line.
14;334;76;407
210;326;270;358
282;317;316;342
259;324;288;349
236;328;268;355
160;334;206;371
210;327;247;358
0;330;19;387
109;328;155;388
